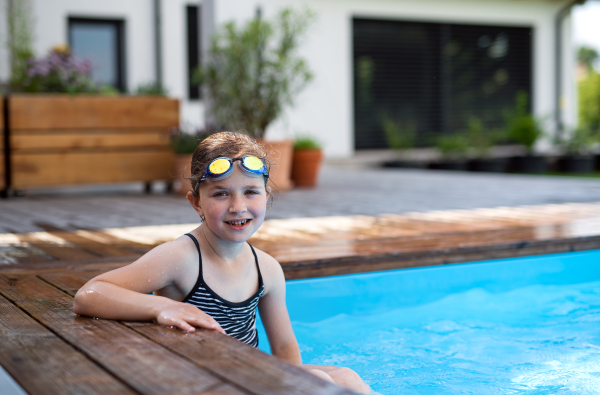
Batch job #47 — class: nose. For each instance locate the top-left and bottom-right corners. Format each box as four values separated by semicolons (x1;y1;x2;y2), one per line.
228;194;247;214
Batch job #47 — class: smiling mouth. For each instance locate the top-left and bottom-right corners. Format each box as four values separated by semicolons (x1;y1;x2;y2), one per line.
224;219;251;226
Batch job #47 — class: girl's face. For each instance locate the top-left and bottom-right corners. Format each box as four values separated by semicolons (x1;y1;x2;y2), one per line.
194;165;269;244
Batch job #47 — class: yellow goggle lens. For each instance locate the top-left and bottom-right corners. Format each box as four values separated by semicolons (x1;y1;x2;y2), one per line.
208;158;231;175
243;156;264;171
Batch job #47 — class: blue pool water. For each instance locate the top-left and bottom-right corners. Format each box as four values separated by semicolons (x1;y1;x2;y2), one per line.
256;250;600;394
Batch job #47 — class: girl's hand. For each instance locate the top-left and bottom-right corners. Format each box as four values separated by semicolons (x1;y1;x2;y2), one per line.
155;302;226;334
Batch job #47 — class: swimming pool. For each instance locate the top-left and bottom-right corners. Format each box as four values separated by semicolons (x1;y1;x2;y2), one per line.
256;250;600;394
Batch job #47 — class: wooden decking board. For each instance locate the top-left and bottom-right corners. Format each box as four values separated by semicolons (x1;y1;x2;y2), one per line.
0;293;135;395
35;222;138;257
7;229;100;261
0;274;225;395
126;322;353;395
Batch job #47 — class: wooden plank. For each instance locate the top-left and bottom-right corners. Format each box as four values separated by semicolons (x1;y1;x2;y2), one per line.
10;95;179;130
0;274;226;395
0;292;135;395
35;223;139;258
12;149;174;188
127;323;353;395
7;231;101;261
40;271;98;295
12;130;169;152
0;95;4;190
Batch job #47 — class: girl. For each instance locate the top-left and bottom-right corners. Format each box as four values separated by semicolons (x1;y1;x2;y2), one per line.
73;132;370;394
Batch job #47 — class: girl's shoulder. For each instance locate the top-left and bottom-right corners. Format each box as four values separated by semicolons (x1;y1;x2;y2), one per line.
251;246;284;292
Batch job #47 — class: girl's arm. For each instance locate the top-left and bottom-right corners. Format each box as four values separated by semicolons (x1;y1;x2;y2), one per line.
73;237;224;334
257;252;301;364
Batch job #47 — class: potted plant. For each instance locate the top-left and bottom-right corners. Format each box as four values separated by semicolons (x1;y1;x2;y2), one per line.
291;135;322;187
170;130;203;195
429;133;469;170
505;91;548;173
465;117;507;173
380;116;420;168
554;127;597;173
195;7;314;190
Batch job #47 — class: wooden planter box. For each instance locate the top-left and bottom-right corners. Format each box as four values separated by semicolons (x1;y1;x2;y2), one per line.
1;96;5;191
4;94;178;192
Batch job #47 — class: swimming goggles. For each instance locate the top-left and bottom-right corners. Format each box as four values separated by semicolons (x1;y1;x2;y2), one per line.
194;156;269;192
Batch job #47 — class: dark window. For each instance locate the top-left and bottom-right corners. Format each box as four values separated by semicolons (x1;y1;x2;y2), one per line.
353;18;532;149
187;5;201;100
68;18;126;92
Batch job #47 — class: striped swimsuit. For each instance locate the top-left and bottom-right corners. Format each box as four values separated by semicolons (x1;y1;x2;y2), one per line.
181;233;264;347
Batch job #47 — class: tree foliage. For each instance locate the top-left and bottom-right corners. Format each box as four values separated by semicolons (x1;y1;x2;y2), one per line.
579;70;600;137
578;46;599;71
196;8;314;138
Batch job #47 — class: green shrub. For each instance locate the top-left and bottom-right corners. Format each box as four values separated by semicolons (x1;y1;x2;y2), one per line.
465;116;504;158
170;130;203;154
135;82;169;96
435;134;469;161
294;135;321;150
505;91;544;155
579;71;600;139
381;115;416;151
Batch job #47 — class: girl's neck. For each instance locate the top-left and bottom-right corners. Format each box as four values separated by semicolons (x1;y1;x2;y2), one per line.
198;223;246;262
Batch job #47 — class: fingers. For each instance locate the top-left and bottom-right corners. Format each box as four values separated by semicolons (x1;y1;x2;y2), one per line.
185;315;226;334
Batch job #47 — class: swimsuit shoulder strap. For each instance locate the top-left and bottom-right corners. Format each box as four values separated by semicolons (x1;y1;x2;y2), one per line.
247;243;264;288
181;233;204;303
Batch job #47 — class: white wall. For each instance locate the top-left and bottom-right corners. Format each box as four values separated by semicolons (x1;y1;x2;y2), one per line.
211;0;575;158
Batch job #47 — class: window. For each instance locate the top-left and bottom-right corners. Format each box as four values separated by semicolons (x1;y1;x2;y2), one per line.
68;18;126;91
353;19;532;149
187;5;201;100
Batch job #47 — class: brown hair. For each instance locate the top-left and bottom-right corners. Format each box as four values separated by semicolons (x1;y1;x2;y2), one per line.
188;131;270;197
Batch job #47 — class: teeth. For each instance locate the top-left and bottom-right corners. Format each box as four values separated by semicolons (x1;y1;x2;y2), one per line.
228;219;249;226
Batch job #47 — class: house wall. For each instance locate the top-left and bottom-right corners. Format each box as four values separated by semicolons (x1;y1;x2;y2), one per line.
208;0;576;158
0;0;577;157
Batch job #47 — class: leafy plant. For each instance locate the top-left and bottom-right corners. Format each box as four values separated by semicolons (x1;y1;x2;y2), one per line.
505;91;543;155
578;46;599;72
19;46;99;93
554;127;597;156
195;7;315;139
465;116;504;158
294;135;321;150
170;129;204;154
6;0;35;92
579;71;600;138
435;134;469;161
381;115;416;152
135;82;168;96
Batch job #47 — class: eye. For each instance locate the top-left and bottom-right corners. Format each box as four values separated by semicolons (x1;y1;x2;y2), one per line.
212;191;229;197
245;189;260;195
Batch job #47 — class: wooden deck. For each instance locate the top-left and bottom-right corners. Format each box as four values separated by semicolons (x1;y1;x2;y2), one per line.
1;202;600;394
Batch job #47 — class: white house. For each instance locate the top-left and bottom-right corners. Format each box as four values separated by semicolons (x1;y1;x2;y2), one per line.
0;0;582;158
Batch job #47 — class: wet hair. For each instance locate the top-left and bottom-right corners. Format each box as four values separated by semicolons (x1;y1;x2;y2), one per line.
188;131;271;197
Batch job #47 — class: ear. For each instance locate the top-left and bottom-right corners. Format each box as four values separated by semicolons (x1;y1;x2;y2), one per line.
186;191;205;218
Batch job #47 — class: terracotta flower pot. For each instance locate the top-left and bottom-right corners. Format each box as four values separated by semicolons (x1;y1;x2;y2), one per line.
260;139;294;190
291;149;323;187
173;154;193;195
